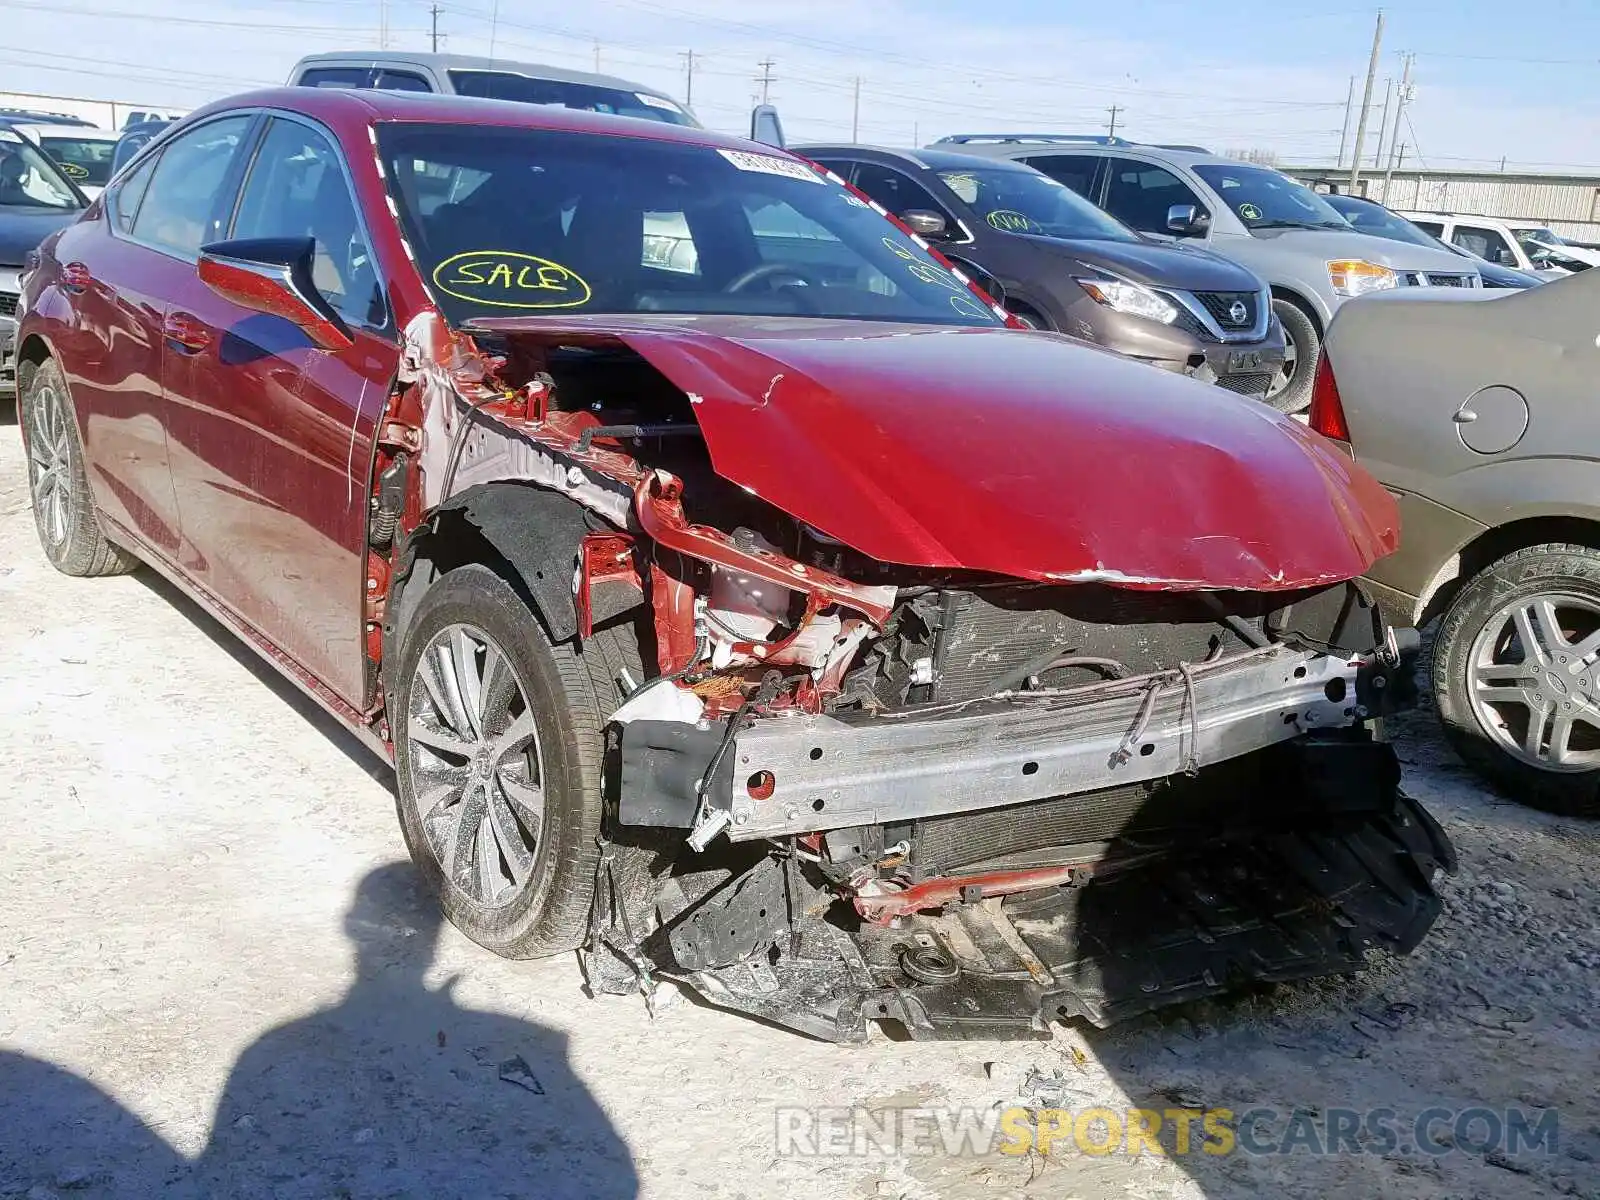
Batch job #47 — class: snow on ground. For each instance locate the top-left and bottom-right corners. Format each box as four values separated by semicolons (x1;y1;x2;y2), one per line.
1;413;1596;1199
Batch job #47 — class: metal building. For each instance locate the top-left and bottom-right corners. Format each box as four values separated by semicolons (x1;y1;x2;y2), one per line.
1287;165;1600;244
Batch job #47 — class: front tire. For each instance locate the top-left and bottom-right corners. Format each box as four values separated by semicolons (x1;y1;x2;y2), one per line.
1434;543;1600;818
21;359;137;577
1264;299;1319;415
390;563;640;957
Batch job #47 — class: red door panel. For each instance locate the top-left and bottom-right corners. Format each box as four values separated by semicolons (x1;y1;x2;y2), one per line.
160;292;393;705
46;219;183;555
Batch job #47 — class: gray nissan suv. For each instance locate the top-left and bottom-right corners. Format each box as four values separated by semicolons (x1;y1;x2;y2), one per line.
939;136;1480;412
798;145;1285;401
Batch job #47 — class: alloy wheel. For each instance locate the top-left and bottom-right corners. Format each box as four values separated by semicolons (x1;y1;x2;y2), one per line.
1467;592;1600;772
26;382;73;549
406;623;546;907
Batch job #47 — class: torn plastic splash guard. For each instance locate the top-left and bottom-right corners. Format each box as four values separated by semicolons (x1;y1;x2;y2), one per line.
657;781;1456;1042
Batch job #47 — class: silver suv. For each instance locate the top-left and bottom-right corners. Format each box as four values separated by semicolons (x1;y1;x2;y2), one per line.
938;136;1480;412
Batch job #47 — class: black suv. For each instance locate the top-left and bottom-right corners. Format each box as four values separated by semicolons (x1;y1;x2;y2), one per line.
799;145;1285;398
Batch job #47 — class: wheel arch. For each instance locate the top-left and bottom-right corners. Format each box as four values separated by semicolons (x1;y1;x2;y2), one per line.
384;481;625;688
1420;513;1600;627
1268;286;1326;337
13;332;57;394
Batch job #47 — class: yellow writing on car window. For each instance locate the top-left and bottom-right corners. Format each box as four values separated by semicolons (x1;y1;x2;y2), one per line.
60;162;90;180
432;251;592;309
986;209;1037;233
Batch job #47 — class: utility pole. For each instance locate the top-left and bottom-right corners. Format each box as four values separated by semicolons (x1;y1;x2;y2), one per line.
1373;78;1393;168
679;50;696;107
755;59;776;105
1106;104;1121;139
378;0;388;49
489;0;499;56
851;76;862;142
1336;75;1356;168
593;41;602;72
1348;9;1385;192
1382;52;1415;198
912;120;919;146
430;4;441;52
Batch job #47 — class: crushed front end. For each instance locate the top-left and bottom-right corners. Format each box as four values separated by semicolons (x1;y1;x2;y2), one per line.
382;314;1453;1042
597;570;1452;1041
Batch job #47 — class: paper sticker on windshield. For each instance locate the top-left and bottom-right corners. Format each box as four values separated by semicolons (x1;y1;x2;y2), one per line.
987;209;1039;234
1238;203;1263;221
635;92;684;113
59;162;89;180
717;148;823;184
432;251;592;309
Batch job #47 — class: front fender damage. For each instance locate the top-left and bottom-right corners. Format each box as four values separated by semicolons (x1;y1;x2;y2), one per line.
370;310;1450;1042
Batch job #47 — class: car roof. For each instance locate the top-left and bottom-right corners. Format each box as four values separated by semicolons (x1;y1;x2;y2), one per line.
926;138;1235;169
292;50;680;99
191;87;771;152
795;144;1040;174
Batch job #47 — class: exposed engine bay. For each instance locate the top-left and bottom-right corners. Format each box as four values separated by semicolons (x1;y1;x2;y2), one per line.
374;312;1454;1041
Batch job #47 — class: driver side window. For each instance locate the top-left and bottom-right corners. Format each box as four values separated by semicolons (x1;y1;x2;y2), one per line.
1103;158;1205;233
851;162;948;224
230;117;381;327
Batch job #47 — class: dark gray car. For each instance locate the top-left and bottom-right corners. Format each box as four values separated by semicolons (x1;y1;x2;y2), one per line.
1313;271;1600;816
798;146;1286;401
0;122;87;397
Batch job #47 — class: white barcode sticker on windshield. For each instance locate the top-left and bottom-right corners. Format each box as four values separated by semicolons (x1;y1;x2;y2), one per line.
636;92;684;113
717;148;824;184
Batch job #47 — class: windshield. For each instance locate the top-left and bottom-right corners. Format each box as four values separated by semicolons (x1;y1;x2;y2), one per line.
0;129;80;209
1325;196;1438;248
1510;226;1565;250
377;124;1005;327
38;135;115;188
1192;164;1348;232
935;165;1136;243
448;71;696;127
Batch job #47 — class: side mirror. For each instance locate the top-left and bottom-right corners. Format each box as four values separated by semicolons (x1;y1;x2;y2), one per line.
942;253;1005;307
197;236;353;351
749;105;786;149
899;209;949;238
1166;203;1211;237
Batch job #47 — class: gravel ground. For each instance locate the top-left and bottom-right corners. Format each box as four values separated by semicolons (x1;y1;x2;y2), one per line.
1;409;1596;1200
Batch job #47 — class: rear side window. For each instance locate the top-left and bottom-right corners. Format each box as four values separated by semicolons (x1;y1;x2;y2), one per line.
231;118;380;326
298;67;372;89
1103;158;1205;233
1411;219;1443;237
1020;153;1100;200
447;70;695;126
130;116;252;257
374;69;431;92
110;150;159;234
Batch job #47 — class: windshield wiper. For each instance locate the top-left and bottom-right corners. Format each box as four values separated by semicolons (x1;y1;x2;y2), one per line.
1250;219;1344;231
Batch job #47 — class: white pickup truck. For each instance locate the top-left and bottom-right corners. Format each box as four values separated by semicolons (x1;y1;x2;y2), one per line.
1400;210;1594;278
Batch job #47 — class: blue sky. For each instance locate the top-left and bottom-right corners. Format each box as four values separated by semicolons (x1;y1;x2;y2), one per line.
3;0;1598;169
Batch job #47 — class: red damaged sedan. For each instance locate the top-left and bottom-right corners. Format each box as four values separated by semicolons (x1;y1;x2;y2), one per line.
15;88;1453;1041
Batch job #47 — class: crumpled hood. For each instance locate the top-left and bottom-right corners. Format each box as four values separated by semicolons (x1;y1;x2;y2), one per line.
473;314;1397;591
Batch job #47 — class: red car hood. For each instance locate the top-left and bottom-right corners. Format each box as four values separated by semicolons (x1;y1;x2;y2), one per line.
473;315;1397;591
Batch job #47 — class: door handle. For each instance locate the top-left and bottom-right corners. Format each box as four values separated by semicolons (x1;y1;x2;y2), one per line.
1453;409;1479;424
61;262;92;294
163;312;212;354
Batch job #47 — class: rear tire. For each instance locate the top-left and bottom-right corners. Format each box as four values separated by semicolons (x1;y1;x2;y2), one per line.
21;359;137;577
1434;544;1600;818
1264;299;1319;415
390;563;642;957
